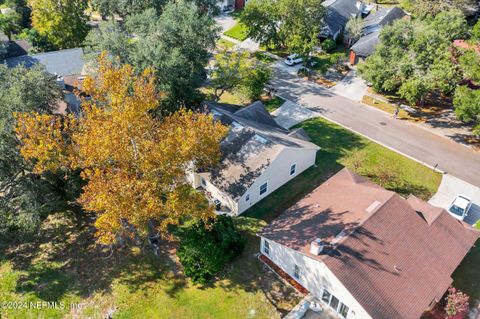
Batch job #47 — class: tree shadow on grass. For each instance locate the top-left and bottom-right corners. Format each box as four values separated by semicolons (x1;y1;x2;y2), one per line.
1;207;182;303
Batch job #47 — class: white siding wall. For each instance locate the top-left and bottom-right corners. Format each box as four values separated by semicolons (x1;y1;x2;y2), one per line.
261;237;372;319
236;147;317;215
202;176;238;214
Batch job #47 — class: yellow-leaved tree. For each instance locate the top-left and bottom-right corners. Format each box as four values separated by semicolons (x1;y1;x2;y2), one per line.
15;54;228;245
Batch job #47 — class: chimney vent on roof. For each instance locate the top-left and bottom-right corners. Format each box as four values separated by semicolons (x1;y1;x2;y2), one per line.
310;238;324;255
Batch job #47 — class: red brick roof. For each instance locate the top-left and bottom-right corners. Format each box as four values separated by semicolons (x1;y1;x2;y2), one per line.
261;168;479;319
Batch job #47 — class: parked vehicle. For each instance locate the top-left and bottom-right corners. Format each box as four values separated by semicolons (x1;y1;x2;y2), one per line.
284;54;303;66
448;195;472;221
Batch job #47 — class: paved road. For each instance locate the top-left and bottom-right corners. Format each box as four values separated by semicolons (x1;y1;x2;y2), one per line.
270;68;480;186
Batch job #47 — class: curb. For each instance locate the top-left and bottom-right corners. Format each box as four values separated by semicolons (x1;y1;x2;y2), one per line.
360;96;477;152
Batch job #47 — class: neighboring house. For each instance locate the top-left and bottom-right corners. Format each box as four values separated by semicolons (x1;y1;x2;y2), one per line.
259;168;478;319
349;7;406;64
188;101;319;216
320;0;362;41
232;0;250;10
452;40;480;89
5;48;87;115
217;0;235;11
5;47;85;76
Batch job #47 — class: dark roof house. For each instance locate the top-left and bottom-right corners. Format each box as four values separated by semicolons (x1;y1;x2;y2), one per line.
350;7;406;63
321;0;361;40
260;168;478;319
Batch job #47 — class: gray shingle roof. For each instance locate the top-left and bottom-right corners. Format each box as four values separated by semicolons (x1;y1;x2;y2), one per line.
321;0;360;38
5;48;85;76
202;101;319;200
350;31;380;57
351;7;406;57
363;7;406;30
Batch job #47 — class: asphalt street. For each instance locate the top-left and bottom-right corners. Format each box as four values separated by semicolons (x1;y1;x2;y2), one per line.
270;68;480;187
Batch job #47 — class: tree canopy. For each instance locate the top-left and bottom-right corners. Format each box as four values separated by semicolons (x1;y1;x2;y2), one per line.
400;0;476;17
358;11;467;105
210;49;272;101
15;55;228;245
240;0;325;59
0;64;64;236
85;1;219;112
29;0;89;49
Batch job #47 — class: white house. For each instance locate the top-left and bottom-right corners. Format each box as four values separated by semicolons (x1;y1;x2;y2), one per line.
259;168;478;319
188;101;319;216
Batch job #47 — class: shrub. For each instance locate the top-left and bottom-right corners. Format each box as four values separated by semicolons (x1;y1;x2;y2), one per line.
322;39;336;53
444;287;469;319
177;215;245;284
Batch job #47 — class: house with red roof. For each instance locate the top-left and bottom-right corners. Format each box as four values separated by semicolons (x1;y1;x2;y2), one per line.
259;168;478;319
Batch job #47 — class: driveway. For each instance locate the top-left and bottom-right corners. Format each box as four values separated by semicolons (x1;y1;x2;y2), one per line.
275;60;303;76
272;100;320;129
329;70;368;102
429;174;480;226
215;13;236;33
269;67;480;187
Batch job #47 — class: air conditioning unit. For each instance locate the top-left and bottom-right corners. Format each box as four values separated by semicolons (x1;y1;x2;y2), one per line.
310;238;324;255
213;199;222;211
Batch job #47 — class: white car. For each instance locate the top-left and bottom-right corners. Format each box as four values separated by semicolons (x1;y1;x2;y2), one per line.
448;195;472;221
284;54;303;66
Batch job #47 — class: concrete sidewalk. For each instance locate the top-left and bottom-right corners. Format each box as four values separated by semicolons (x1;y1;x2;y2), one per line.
270;67;480;186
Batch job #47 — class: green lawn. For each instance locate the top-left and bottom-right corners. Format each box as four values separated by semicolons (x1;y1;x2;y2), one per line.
244;117;442;221
253;51;278;64
224;23;249;41
0;211;299;319
216;38;236;50
263;96;285;113
452;240;480;308
310;51;348;74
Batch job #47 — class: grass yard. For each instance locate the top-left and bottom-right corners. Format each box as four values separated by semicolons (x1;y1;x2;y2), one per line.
262;96;285;113
224;22;249;41
244;117;442;221
310;50;348;74
0;211;300;319
452;241;480;309
253;51;278;64
216;38;236;51
362;95;414;120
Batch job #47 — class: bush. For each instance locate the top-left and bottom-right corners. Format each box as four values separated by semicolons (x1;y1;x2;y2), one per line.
177;215;245;284
322;39;336;53
444;287;469;319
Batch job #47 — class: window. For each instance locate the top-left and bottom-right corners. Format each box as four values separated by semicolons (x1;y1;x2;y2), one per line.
293;264;301;280
245;194;250;202
322;290;331;303
339;303;349;318
263;240;270;255
259;182;268;196
330;295;339;311
201;177;206;187
290;164;296;176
